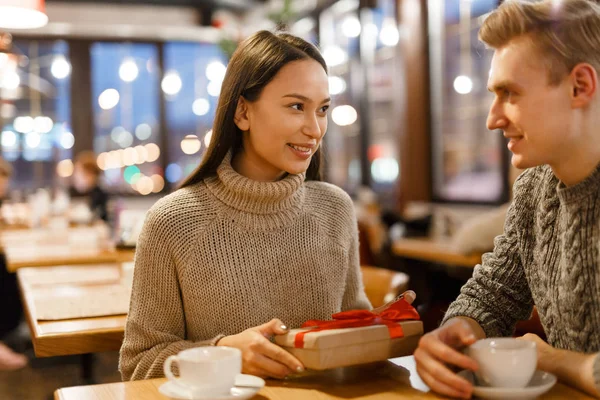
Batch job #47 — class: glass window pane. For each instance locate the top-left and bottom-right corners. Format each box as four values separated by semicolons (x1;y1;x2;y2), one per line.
90;42;162;195
366;0;402;208
429;0;504;202
163;42;227;186
320;3;362;194
1;39;71;192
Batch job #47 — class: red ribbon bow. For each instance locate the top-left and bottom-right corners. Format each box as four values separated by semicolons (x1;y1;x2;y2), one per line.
294;298;420;348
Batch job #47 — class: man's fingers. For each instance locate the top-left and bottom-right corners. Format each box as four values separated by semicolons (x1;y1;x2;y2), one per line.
420;335;479;371
417;365;471;399
414;347;474;395
441;321;478;349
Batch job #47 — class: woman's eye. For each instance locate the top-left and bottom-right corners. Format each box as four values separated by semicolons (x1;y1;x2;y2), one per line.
319;105;330;113
291;104;303;111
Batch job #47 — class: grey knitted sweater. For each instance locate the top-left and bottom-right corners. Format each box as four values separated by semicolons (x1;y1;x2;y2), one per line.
119;153;371;381
444;163;600;390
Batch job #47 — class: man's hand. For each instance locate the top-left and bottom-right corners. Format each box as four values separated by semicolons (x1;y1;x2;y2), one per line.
414;318;483;399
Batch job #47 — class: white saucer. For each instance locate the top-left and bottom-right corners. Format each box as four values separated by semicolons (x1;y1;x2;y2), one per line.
158;374;265;400
458;370;557;399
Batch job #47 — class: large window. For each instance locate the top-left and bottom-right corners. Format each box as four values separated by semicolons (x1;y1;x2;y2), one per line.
90;42;163;195
1;39;72;192
162;42;227;186
429;0;507;203
319;0;402;207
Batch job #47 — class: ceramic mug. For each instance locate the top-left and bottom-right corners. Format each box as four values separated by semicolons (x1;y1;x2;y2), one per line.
466;338;537;388
163;346;242;396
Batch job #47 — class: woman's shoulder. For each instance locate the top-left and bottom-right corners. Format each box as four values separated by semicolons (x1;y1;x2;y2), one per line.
145;181;218;227
304;181;354;208
303;181;356;242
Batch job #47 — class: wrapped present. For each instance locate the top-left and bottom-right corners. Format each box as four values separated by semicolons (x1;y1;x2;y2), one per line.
274;298;423;370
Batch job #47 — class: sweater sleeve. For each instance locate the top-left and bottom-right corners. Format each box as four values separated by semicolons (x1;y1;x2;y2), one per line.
119;207;223;381
442;173;535;337
341;204;372;311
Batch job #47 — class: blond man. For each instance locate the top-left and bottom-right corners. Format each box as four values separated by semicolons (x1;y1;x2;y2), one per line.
414;0;600;398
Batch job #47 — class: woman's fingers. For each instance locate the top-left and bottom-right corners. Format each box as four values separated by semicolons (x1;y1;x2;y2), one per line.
246;352;293;379
256;336;304;373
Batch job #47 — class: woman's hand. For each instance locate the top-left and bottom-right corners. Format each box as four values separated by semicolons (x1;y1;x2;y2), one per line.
216;318;304;379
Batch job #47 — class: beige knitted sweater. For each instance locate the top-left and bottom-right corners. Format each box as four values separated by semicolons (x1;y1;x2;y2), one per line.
119;154;371;381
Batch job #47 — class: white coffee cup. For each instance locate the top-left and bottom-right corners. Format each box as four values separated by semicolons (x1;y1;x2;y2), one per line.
163;347;242;396
466;338;537;388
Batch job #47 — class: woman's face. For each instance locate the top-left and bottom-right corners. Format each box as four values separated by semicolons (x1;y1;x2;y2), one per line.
233;59;330;181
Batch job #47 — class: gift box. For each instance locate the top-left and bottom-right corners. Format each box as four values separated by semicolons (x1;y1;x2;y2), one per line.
274;298;423;370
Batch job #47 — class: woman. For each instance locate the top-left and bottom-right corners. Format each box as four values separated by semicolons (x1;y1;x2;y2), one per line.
119;30;371;381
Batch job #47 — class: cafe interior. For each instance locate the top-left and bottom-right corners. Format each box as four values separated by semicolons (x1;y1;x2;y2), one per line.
0;0;587;399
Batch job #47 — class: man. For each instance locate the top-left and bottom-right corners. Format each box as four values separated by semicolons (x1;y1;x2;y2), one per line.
414;0;600;398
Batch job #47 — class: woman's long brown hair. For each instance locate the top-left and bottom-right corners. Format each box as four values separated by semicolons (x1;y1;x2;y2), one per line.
179;30;328;188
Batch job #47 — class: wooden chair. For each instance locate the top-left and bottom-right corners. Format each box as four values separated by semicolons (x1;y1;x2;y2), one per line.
360;265;410;308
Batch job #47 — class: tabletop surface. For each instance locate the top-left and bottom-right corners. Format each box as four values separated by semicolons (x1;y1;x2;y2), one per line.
2;226;135;271
17;264;128;357
392;237;482;268
54;356;593;400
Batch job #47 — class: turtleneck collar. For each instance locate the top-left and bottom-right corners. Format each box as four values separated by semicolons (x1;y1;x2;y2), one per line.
205;152;306;215
557;161;600;205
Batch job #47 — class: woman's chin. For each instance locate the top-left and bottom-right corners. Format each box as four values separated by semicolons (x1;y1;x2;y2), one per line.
283;161;311;176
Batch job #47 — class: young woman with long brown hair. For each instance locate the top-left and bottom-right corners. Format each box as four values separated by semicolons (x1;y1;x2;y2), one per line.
120;30;371;381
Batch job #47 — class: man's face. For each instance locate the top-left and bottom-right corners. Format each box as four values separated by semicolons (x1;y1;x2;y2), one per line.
486;36;574;169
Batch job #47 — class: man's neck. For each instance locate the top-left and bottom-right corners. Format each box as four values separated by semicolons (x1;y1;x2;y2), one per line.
551;144;600;187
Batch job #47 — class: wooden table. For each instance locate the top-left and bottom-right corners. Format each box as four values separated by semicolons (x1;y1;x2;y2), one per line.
54;356;593;400
2;226;135;271
392;237;482;268
17;264;128;357
6;246;135;272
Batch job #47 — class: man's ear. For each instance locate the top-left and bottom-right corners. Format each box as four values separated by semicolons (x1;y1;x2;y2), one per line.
570;63;597;109
234;96;250;131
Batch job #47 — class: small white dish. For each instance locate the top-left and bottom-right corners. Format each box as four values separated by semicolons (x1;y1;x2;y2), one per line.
159;374;265;400
458;370;557;399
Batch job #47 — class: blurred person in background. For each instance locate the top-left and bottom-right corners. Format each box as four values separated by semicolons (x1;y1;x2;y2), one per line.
0;157;27;371
119;30;372;381
70;151;109;222
414;0;600;398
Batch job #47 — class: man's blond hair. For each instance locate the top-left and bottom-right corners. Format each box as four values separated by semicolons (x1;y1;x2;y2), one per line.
480;0;600;85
